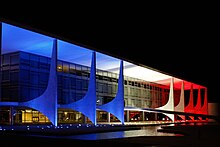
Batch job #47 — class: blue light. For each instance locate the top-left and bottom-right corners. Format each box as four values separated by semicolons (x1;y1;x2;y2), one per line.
2;23;53;56
2;23;121;70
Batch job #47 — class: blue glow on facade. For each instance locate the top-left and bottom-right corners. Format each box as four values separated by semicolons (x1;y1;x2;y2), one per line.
57;40;92;66
2;23;121;71
70;131;125;140
2;23;53;56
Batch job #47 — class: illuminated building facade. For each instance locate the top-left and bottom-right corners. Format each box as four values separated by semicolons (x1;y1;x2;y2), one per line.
0;22;208;126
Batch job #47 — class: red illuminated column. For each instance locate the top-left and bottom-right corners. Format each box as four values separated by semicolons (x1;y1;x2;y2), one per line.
174;80;185;121
201;88;208;115
184;83;194;120
195;86;201;113
195;86;203;120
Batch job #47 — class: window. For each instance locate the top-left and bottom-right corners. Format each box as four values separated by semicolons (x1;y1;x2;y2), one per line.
21;86;30;101
82;79;88;90
2;70;9;81
10;54;19;65
63;62;69;73
30;72;38;85
57;61;63;72
70;64;76;74
39;57;49;70
70;78;76;89
108;84;112;94
2;54;10;65
10;88;19;101
98;82;103;93
103;84;108;93
75;64;81;71
30;54;39;68
30;88;39;99
76;79;82;90
63;91;70;103
39;73;48;83
10;71;19;83
20;70;29;81
124;87;128;96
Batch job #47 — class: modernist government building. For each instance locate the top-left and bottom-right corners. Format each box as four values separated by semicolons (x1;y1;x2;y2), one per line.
0;21;208;126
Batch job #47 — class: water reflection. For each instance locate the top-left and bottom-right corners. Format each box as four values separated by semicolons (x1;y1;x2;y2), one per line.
70;125;179;140
70;131;125;140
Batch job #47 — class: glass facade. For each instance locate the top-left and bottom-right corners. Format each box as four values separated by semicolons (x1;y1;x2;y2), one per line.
0;51;176;125
1;51;172;106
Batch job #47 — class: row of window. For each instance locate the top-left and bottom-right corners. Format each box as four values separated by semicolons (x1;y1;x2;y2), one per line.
1;51;171;108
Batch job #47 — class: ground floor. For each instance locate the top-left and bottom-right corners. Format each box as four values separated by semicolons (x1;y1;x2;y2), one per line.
0;106;207;125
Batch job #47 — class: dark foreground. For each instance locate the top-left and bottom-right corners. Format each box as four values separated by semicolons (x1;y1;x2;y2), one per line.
1;122;220;147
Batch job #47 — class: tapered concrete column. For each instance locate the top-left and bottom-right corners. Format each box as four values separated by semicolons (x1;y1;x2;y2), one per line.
185;83;194;120
0;22;2;102
20;39;58;126
195;86;201;112
195;86;203;120
185;84;194;111
202;88;208;115
156;78;174;121
97;60;124;124
59;51;97;125
175;81;185;120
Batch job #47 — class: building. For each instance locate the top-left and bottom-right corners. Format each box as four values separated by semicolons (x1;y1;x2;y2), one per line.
0;21;208;126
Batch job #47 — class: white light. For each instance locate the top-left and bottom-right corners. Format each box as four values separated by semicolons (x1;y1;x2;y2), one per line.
124;64;171;82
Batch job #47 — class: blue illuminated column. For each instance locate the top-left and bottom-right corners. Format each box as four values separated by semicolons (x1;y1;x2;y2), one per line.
97;60;124;124
19;39;58;126
0;22;2;102
59;51;97;125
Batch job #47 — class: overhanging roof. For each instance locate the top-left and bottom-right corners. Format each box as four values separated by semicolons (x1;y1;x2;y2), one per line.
1;22;206;88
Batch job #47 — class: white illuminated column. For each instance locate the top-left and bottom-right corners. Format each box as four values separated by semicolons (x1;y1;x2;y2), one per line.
156;77;174;121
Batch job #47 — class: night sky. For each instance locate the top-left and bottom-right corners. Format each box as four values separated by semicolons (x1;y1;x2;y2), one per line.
0;11;219;103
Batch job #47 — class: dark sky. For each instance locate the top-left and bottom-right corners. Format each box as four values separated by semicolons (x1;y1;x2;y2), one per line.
0;11;219;102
